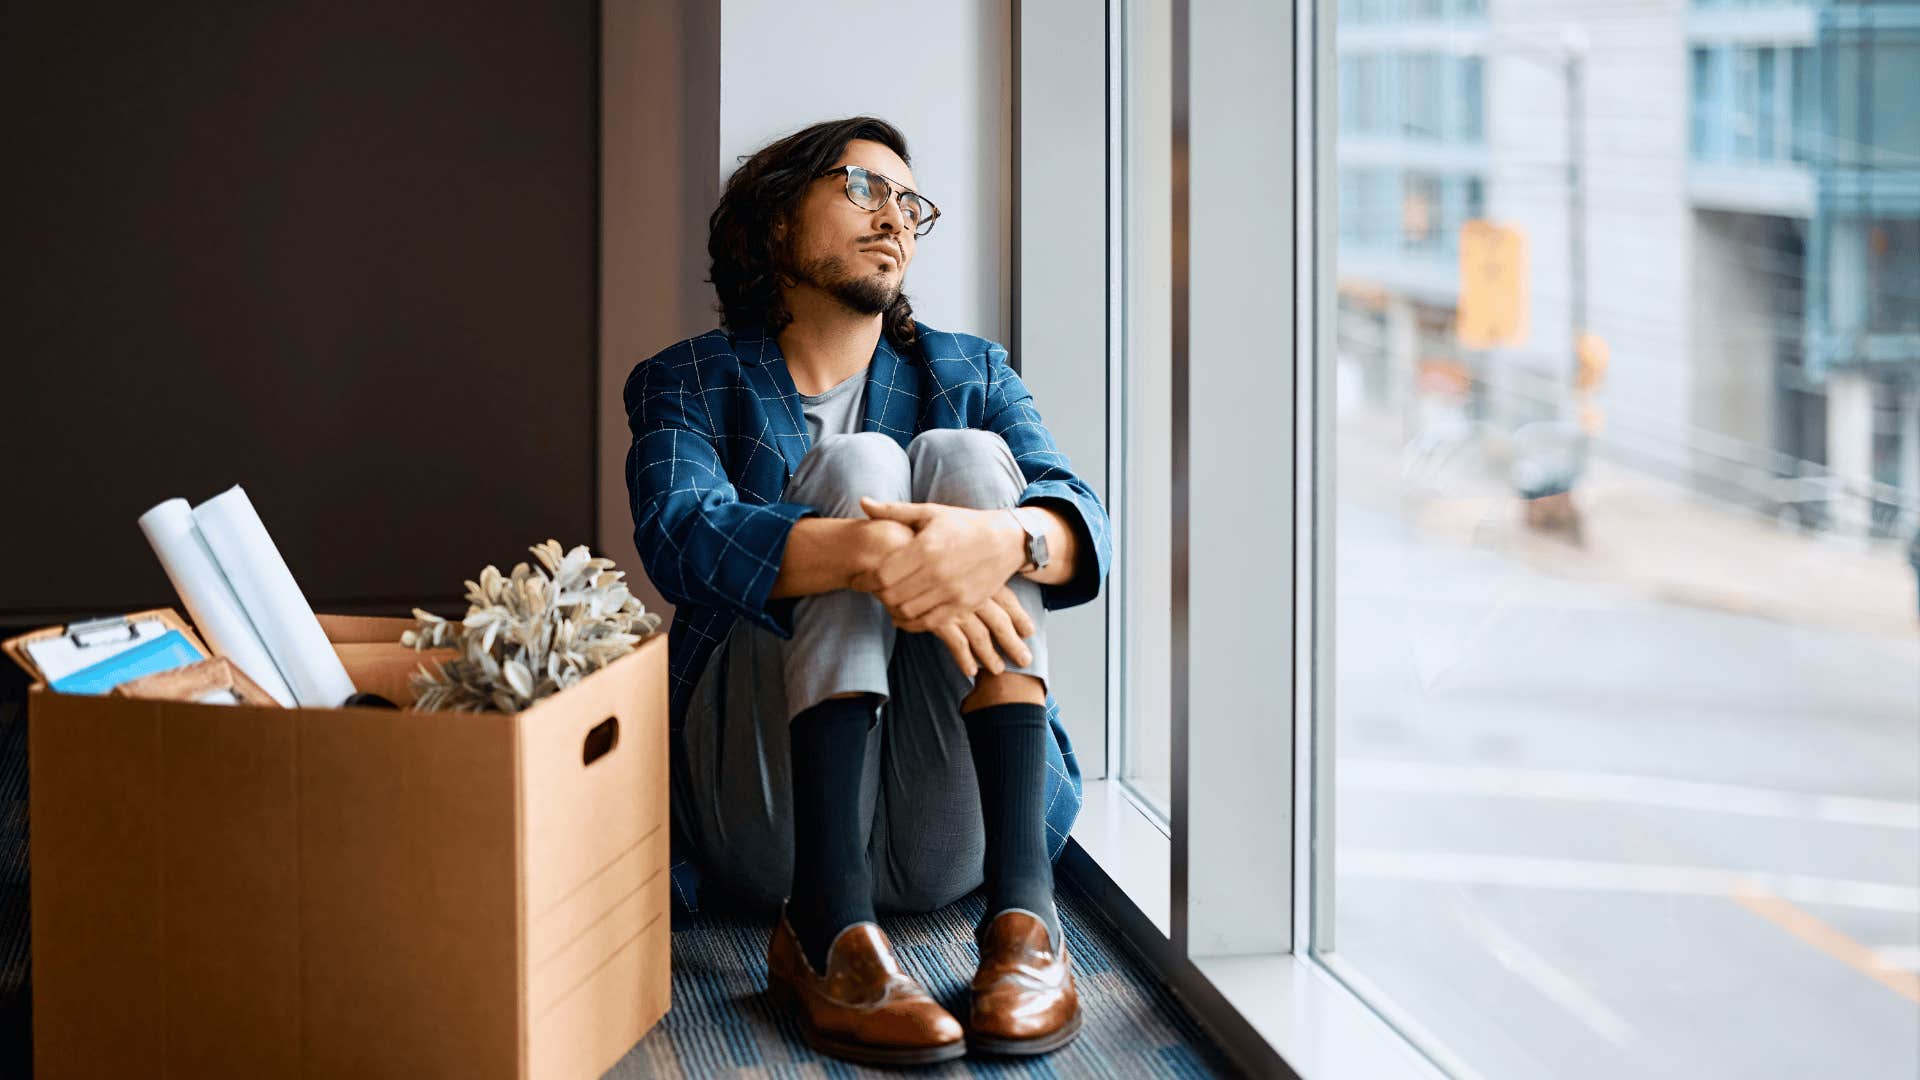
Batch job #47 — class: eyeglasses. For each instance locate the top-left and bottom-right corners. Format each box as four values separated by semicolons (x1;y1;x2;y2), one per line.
817;165;941;237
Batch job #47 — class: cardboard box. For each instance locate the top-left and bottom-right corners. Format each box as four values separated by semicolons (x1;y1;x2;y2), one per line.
25;613;670;1079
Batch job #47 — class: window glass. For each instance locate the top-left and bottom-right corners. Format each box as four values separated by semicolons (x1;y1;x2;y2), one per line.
1691;46;1720;159
1865;35;1920;164
1732;46;1759;159
1459;56;1486;142
1403;53;1442;140
1119;0;1173;822
1330;4;1920;1078
1756;47;1776;160
1790;45;1816;163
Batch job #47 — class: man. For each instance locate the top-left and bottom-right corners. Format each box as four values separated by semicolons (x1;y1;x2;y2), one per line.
625;117;1110;1065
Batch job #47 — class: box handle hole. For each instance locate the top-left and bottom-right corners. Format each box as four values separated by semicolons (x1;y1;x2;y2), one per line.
582;716;619;766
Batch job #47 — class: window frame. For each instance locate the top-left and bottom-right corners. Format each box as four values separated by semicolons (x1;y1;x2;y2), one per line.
1013;0;1449;1075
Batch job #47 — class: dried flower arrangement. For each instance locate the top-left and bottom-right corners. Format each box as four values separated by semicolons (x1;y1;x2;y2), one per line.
400;540;662;712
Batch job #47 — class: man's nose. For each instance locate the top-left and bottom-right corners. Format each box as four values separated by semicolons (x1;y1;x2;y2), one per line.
872;198;907;234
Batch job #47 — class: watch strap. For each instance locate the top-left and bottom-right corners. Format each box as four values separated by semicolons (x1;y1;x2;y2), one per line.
1009;507;1045;573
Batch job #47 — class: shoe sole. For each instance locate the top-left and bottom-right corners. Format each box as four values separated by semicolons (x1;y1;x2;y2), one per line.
967;1009;1084;1056
768;981;968;1067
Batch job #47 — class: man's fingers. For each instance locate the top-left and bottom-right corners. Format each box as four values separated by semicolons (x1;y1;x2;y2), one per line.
897;583;956;621
859;497;934;526
880;566;944;615
976;601;1032;668
934;623;977;679
960;614;1004;676
892;603;947;634
869;547;923;592
994;586;1036;638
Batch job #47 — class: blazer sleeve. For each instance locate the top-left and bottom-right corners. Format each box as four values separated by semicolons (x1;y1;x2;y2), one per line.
624;355;816;638
982;343;1113;611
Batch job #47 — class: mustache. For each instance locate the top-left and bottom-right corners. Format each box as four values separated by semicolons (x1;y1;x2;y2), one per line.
859;234;905;261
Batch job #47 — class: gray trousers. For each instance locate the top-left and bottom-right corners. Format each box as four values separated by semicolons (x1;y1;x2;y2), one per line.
672;429;1051;913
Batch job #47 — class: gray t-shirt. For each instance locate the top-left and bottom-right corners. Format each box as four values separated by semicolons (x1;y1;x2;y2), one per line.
799;368;869;443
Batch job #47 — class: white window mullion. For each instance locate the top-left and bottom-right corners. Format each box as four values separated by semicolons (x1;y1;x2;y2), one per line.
1180;0;1298;959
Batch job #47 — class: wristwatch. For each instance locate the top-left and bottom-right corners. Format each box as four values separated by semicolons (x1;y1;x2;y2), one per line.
1009;507;1049;574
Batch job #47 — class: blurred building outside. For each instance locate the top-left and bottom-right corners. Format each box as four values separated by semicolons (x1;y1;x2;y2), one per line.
1335;0;1920;626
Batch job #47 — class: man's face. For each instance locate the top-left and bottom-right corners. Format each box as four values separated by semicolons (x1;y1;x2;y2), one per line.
781;139;920;316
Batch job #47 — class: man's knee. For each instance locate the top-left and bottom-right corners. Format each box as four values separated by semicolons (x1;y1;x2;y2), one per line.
907;428;1021;509
908;427;1007;468
792;431;910;511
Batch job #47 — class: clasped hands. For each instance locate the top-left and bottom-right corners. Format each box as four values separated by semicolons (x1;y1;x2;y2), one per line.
848;496;1034;680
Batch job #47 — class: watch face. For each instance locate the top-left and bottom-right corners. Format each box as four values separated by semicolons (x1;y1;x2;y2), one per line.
1029;531;1049;569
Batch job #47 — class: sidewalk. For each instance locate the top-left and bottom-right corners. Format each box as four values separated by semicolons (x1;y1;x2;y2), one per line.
1338;410;1920;642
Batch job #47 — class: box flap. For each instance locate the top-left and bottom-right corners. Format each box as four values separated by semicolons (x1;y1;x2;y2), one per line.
314;613;421;646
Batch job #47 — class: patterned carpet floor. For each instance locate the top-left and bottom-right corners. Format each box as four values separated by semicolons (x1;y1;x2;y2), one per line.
607;881;1236;1078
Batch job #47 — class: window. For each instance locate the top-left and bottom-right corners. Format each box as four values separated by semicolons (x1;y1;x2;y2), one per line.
1401;172;1442;252
1830;31;1920;168
1353;55;1389;134
1692;43;1814;166
1402;53;1442;140
1692;46;1721;158
1055;0;1920;1074
1790;45;1816;162
1332;4;1920;1078
1756;46;1777;159
1732;45;1760;158
1340;58;1362;133
1117;0;1174;822
1458;56;1485;142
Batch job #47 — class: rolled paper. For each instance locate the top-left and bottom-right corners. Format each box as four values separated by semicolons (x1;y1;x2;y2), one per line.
190;486;357;708
138;497;298;707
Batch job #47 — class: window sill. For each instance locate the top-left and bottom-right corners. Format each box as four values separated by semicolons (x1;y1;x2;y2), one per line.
1065;779;1445;1080
1067;776;1172;936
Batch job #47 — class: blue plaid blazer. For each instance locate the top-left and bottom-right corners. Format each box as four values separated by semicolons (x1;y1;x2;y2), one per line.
623;321;1112;863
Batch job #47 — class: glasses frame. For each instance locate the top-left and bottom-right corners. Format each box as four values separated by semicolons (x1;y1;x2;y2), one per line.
816;164;941;237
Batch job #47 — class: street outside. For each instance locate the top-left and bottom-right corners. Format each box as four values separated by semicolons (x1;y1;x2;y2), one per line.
1327;408;1920;1080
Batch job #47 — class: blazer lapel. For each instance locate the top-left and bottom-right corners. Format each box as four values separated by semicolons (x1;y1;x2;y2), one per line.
862;334;922;450
730;327;812;490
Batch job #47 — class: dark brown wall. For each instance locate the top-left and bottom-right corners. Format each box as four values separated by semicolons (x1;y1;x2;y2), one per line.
0;3;599;621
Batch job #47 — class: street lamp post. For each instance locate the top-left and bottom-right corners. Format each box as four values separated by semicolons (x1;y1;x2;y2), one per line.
1470;29;1591;410
1565;45;1585;385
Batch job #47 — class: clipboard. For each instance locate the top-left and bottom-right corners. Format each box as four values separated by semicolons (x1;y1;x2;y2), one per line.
3;608;210;690
112;656;279;707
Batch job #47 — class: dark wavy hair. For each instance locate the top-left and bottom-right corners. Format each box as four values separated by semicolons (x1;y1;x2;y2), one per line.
708;117;918;349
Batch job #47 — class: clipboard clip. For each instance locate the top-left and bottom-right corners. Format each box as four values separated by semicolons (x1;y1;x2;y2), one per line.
66;615;138;649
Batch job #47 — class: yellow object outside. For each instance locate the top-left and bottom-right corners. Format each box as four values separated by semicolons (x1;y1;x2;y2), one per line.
1457;220;1529;349
1576;331;1610;390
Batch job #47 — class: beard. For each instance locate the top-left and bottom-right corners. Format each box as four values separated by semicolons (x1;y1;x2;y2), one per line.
795;251;902;315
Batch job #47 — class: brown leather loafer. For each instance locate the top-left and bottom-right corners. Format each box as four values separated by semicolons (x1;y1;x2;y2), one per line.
765;910;966;1066
969;909;1082;1055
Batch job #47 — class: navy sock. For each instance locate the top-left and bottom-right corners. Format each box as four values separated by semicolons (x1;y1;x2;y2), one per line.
786;694;880;972
964;701;1061;946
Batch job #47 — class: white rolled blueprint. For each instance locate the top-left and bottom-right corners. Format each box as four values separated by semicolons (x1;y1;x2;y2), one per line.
137;498;298;707
189;486;357;708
